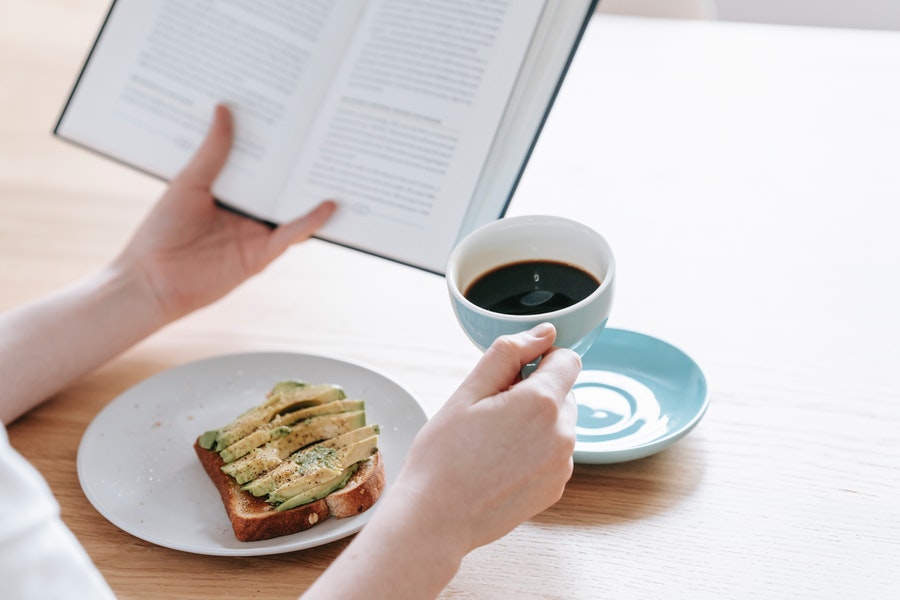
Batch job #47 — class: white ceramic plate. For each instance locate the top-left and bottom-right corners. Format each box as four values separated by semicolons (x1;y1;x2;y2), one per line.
77;352;427;556
573;329;709;464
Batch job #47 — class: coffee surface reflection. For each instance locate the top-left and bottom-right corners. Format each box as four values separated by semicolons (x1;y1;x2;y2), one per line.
464;260;600;316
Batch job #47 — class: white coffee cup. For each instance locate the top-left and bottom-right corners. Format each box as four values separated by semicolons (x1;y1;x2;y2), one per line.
446;215;615;355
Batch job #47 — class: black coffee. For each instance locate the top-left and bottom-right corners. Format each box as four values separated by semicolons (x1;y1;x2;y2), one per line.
464;260;600;316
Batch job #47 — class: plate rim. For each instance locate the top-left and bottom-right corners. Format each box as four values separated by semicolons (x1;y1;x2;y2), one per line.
76;350;427;556
572;328;709;464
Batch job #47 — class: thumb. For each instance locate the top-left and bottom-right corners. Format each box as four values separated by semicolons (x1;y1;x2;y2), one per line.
454;323;557;403
266;200;338;257
176;104;234;188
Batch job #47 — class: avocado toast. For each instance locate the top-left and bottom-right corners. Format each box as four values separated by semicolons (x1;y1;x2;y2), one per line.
194;380;384;542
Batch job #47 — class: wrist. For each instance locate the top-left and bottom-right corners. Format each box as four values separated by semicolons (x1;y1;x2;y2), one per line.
303;483;467;600
98;261;170;332
359;478;470;589
107;248;178;327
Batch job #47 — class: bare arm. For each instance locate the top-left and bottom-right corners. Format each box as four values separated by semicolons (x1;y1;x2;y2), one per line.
301;324;581;599
1;104;581;600
0;105;335;424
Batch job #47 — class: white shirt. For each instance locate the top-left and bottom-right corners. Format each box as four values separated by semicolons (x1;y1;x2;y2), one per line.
0;423;116;599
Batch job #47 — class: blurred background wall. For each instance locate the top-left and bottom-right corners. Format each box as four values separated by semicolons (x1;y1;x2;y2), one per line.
597;0;900;31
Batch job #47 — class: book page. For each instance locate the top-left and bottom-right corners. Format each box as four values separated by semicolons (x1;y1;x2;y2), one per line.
57;0;364;219
275;0;546;272
457;0;594;242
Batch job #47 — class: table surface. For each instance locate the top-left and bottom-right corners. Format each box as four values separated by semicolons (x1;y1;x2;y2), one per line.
3;2;899;598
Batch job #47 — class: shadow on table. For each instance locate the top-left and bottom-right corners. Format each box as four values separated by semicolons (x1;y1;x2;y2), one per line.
536;437;707;525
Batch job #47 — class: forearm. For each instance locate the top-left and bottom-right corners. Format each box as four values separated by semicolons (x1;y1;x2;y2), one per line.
0;265;165;424
300;327;580;599
300;488;466;600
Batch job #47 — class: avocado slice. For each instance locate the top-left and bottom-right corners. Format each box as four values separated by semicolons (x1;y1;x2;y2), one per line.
213;383;347;451
221;411;366;484
218;400;365;463
198;429;219;450
242;427;380;497
274;463;360;512
267;435;378;503
313;424;380;452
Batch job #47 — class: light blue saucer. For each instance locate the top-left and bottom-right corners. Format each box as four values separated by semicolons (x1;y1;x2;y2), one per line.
572;328;709;464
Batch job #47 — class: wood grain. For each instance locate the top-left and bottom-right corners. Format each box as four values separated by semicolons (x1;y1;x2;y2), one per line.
3;2;899;598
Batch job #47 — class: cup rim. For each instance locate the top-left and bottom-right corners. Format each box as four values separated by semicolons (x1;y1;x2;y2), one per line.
446;215;616;322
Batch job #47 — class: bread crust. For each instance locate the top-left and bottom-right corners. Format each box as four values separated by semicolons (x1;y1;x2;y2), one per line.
194;440;384;542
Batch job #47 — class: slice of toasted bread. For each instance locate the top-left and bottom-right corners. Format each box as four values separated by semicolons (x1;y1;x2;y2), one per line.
194;440;385;542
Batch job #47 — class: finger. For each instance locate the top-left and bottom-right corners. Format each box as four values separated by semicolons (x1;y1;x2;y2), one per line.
267;200;338;255
176;104;234;188
563;390;578;428
516;346;582;408
453;323;557;404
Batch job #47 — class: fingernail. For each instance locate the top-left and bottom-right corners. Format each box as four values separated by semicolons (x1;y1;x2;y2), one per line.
531;322;555;337
318;199;338;214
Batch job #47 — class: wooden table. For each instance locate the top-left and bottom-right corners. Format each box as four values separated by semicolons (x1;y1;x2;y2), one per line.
3;3;899;598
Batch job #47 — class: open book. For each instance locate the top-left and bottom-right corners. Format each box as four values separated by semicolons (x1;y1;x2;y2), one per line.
55;0;597;274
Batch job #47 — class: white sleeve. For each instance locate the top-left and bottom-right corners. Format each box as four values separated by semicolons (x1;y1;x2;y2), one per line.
0;424;117;600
